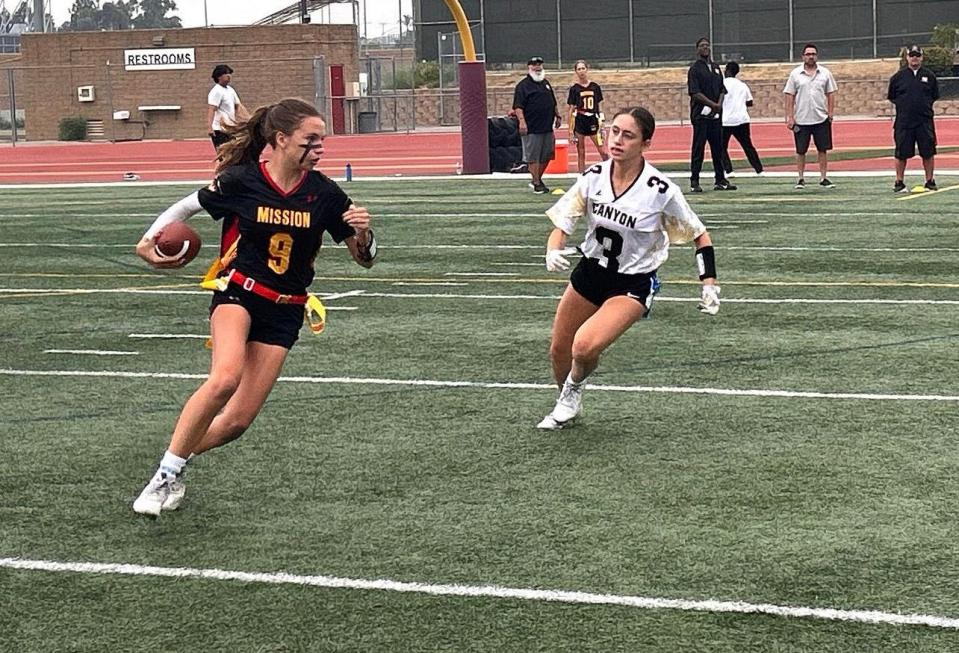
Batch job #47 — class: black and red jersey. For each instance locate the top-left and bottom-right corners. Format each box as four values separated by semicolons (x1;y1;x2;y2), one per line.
197;162;355;294
567;82;603;116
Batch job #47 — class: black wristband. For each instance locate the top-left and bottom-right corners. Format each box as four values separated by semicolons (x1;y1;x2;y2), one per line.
695;245;716;280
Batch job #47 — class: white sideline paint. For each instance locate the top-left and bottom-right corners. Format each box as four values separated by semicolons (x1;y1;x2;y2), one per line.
357;291;959;306
0;557;956;630
129;334;208;339
2;368;959;403
2;243;958;253
2;287;959;305
43;349;139;356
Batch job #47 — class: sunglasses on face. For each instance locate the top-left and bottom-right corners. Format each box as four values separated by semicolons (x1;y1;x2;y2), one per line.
907;52;922;57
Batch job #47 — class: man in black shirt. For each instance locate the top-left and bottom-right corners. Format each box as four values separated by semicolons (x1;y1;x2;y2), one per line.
888;45;940;192
513;56;563;194
687;37;734;192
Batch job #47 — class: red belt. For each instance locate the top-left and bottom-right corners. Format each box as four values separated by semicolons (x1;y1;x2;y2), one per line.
227;270;308;305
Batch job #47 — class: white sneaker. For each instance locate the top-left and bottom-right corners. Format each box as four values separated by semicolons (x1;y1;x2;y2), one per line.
536;414;567;430
536;380;584;429
161;476;186;511
132;472;172;517
553;380;584;423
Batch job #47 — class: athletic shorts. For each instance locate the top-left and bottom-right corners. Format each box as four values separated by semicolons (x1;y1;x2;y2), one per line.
574;114;600;136
521;131;555;164
894;121;937;160
210;285;304;349
210;130;232;149
570;256;658;309
793;120;833;154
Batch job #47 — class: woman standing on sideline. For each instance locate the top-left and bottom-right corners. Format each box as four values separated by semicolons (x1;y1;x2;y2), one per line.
132;98;377;516
539;107;720;430
567;60;609;173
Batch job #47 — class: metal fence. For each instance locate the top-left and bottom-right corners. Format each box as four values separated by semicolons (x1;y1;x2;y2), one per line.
415;0;959;66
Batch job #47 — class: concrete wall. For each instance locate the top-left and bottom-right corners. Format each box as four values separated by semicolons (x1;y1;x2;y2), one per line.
18;24;358;141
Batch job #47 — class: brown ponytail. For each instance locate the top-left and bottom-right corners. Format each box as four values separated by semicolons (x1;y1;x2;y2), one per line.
214;98;322;174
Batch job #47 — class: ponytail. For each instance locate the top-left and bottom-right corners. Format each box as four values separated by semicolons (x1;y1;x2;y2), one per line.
215;104;272;173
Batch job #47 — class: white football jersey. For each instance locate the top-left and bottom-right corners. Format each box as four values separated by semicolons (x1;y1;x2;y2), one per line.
546;159;706;275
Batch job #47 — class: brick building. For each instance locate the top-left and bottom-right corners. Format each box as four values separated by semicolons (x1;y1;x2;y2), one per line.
16;24;358;141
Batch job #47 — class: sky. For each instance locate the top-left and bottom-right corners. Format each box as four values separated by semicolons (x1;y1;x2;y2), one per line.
46;0;408;38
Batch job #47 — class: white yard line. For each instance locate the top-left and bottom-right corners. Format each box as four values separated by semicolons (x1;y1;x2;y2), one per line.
43;349;139;356
0;557;956;630
2;368;958;402
2;287;958;305
0;243;955;253
128;334;208;339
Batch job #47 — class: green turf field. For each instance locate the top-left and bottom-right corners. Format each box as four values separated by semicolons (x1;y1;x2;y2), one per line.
2;175;959;651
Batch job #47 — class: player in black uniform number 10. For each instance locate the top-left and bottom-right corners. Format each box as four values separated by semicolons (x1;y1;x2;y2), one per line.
132;98;377;517
567;60;609;174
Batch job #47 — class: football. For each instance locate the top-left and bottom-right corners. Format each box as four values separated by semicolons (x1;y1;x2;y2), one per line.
154;222;202;265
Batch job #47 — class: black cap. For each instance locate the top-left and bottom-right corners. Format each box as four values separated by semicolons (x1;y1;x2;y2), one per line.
527;56;544;65
907;45;923;56
211;64;234;80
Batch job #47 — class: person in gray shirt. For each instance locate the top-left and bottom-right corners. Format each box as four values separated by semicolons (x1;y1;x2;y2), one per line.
783;44;838;189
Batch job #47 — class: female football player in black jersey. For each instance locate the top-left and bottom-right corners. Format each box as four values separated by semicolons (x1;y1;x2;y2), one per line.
567;60;609;173
131;98;377;516
538;107;719;430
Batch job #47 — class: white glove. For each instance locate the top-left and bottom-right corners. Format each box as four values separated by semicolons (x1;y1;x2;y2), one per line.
698;284;721;315
545;248;571;272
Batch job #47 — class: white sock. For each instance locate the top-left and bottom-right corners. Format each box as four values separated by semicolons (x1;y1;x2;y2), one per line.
158;451;188;478
566;372;588;388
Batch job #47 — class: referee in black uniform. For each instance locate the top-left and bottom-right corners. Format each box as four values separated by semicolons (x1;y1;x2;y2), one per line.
888;45;940;192
687;37;734;192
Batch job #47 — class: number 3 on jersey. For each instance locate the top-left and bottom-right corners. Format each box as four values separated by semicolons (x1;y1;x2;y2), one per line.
594;226;623;273
268;232;293;274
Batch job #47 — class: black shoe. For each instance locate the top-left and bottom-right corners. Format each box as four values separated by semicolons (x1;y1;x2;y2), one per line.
714;181;737;191
533;183;549;194
794;179;806;190
690;183;703;193
924;179;938;191
893;180;907;193
819;178;835;188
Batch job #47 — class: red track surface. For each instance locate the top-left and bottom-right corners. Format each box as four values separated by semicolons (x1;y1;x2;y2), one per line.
0;118;956;184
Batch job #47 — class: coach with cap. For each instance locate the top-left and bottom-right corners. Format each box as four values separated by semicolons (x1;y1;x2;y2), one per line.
207;64;249;150
888;45;940;192
513;56;563;194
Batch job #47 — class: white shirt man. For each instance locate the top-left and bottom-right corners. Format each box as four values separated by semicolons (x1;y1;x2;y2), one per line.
207;64;248;149
783;44;838;188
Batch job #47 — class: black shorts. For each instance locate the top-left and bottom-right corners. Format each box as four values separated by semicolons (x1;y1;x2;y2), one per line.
210;286;304;349
894;121;937;160
574;114;600;136
570;256;659;309
793;120;832;154
210;130;232;149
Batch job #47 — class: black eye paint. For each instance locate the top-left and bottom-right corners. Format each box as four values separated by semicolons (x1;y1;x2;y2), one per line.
298;136;323;164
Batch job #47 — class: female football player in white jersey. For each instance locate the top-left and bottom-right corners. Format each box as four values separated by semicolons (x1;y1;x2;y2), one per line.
538;106;720;430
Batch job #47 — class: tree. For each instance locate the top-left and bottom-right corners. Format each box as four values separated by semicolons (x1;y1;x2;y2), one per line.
99;1;135;30
62;0;99;31
58;0;181;32
132;0;181;29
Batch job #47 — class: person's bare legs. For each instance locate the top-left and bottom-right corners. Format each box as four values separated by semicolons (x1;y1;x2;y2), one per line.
191;341;289;454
